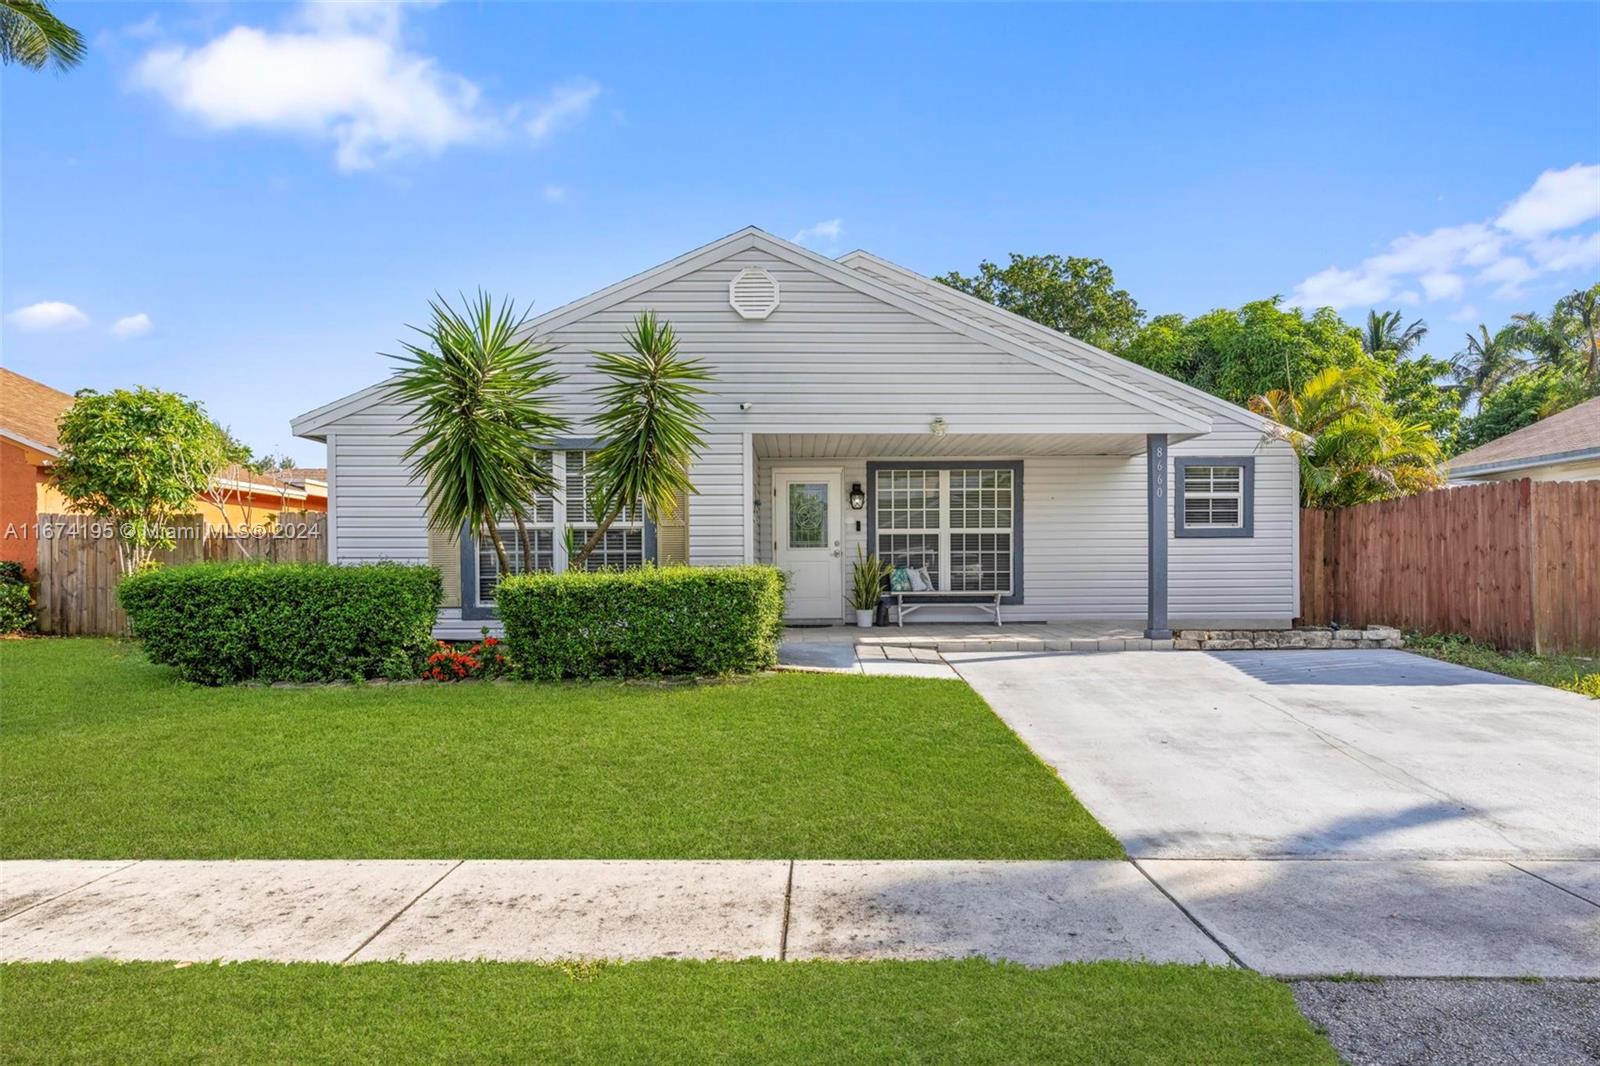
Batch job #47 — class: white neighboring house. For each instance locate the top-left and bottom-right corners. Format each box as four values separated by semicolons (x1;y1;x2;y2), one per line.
1447;396;1600;485
292;227;1301;638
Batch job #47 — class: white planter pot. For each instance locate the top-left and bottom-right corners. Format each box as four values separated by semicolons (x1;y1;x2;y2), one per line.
855;609;874;629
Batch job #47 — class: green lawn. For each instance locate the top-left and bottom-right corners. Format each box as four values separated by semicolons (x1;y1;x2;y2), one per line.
0;959;1337;1065
0;639;1119;859
1407;632;1600;698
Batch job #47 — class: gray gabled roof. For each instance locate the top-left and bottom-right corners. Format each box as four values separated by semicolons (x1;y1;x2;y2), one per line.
1448;395;1600;476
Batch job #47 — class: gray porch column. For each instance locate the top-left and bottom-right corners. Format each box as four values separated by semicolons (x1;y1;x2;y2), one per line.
1145;434;1171;639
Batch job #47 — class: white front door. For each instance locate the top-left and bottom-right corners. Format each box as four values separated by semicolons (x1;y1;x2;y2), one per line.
774;469;843;620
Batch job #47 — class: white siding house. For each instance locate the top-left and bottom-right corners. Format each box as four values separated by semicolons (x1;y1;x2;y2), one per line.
292;227;1300;637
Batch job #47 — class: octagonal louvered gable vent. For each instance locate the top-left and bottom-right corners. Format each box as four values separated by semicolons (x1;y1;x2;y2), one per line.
729;266;780;320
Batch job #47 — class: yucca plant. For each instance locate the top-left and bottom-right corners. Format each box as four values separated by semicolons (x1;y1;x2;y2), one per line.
389;292;569;574
570;312;712;568
850;547;892;612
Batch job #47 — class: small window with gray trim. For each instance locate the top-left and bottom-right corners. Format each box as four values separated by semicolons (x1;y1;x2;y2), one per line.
1174;456;1254;538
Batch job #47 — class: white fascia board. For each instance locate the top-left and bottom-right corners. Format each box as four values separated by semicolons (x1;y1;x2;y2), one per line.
838;249;1275;435
291;377;401;440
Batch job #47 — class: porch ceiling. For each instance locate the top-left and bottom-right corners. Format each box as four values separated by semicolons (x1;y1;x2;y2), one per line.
753;431;1188;459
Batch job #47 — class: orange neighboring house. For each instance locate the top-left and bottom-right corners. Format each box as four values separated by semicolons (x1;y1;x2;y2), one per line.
0;368;326;569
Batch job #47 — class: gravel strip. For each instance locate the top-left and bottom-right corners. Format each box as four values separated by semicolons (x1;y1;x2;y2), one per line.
1291;978;1600;1066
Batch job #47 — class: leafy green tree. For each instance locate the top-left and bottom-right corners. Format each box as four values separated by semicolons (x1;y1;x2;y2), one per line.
570;312;712;568
390;292;569;575
52;387;234;575
1250;366;1444;507
1361;309;1428;358
1380;354;1461;452
936;253;1145;352
1124;298;1365;406
1457;367;1569;451
1;0;84;71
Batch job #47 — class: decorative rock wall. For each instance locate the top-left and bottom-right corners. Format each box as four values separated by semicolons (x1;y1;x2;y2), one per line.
1173;626;1404;651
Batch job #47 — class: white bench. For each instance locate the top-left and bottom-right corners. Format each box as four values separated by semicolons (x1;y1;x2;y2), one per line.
887;591;1004;627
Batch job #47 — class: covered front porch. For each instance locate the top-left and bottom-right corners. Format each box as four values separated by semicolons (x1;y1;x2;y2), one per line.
751;430;1181;639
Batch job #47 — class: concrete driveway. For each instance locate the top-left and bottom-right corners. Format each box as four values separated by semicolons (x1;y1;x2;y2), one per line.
946;649;1599;860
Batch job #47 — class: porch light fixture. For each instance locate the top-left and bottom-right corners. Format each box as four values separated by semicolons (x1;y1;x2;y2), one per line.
849;482;865;510
929;416;948;436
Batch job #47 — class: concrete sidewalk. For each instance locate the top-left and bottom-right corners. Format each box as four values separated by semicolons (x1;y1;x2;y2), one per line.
4;858;1596;977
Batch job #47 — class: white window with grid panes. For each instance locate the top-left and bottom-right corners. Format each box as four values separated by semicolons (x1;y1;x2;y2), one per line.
874;466;1015;596
947;467;1013;593
477;452;557;603
477;450;646;604
1181;464;1244;529
564;449;645;572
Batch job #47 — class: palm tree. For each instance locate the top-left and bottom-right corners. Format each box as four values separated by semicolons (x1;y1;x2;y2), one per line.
1361;309;1428;358
389;292;569;574
1555;284;1600;385
1251;365;1444;507
1450;324;1527;403
1;0;85;71
569;312;711;568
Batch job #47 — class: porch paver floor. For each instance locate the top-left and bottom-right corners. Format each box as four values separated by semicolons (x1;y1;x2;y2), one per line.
782;621;1172;655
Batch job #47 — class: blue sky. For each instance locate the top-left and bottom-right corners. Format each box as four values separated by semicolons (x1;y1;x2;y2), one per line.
5;1;1598;464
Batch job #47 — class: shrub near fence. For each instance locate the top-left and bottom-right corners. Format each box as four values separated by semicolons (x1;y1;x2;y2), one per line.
118;563;441;685
496;565;786;680
31;511;327;636
1300;478;1600;654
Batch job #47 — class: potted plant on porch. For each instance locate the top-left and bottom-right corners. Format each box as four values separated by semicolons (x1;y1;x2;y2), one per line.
850;547;891;629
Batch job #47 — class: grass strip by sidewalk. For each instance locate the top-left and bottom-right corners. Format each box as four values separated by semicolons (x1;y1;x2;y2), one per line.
0;639;1119;860
1407;632;1600;699
0;959;1338;1065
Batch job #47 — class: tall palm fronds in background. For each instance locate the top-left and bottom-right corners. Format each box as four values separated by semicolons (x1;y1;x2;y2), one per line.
1;0;84;71
1361;309;1428;358
1450;324;1528;404
1252;365;1444;508
390;292;569;573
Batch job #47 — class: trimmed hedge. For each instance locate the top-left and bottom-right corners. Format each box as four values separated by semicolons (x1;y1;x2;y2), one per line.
118;562;441;685
496;565;786;680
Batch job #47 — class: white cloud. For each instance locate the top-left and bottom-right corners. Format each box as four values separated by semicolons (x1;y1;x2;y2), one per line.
1288;265;1394;310
793;218;843;245
1290;163;1600;313
1529;231;1600;273
132;3;597;172
542;184;567;203
111;312;153;337
1448;304;1480;323
1495;163;1600;238
525;80;600;141
7;301;89;332
1419;272;1464;302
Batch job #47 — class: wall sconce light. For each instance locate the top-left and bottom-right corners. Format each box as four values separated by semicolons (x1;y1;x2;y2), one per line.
929;416;948;436
849;482;866;510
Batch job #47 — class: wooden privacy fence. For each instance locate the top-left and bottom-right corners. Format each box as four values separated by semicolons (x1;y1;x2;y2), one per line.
32;511;327;636
1300;479;1600;654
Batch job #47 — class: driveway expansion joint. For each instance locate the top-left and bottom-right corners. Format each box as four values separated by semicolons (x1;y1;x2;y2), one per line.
1128;858;1249;969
